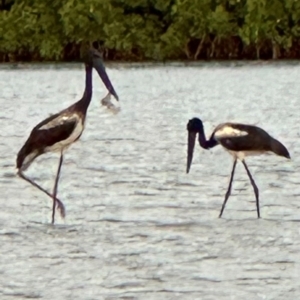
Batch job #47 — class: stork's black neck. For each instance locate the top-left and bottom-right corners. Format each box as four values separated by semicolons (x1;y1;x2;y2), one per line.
198;127;218;149
76;65;93;114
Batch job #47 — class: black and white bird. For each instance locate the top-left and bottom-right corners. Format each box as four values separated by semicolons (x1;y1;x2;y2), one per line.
186;117;290;218
16;47;119;224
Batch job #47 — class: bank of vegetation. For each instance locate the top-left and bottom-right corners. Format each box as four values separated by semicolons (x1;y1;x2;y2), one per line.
1;0;300;62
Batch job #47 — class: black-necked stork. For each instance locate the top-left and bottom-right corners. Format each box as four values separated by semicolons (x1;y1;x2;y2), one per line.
16;47;119;224
186;117;290;218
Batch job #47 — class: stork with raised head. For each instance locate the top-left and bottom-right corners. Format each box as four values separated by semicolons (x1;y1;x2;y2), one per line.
16;47;119;224
186;117;290;218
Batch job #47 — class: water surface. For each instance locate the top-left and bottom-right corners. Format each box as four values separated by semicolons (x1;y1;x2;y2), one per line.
0;61;299;299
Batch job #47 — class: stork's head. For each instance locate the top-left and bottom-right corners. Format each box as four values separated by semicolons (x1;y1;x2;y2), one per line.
186;117;204;173
81;44;119;101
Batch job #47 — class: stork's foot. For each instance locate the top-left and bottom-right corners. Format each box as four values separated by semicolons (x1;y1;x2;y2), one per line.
56;199;66;219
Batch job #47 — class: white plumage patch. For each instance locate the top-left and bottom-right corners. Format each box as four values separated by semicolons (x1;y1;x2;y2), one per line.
20;150;39;171
227;150;266;160
46;122;84;152
214;125;248;139
42;114;84;152
40;115;76;130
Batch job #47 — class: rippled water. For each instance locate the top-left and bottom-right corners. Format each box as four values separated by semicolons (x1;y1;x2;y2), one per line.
0;61;300;299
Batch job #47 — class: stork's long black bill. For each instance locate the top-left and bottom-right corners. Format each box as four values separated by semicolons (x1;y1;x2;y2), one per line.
93;58;119;101
187;131;197;174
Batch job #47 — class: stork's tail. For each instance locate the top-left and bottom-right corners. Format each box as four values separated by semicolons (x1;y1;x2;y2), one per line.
271;137;290;159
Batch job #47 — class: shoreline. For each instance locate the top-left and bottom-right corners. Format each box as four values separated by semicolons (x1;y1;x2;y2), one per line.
1;59;300;70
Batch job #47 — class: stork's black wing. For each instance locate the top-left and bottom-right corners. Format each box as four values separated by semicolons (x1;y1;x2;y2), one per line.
215;124;271;152
17;114;78;169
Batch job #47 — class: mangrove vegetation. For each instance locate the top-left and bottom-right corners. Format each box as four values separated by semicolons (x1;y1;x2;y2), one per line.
1;0;300;61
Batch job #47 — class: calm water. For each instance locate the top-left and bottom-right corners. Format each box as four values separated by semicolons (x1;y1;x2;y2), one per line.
0;62;300;300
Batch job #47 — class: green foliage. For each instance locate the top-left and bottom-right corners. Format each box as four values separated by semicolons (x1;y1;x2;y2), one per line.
1;0;300;61
0;0;65;59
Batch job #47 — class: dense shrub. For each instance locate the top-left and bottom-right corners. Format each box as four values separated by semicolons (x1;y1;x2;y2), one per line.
1;0;300;61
